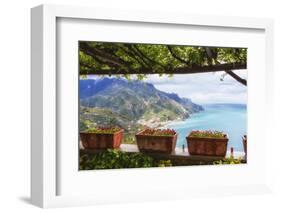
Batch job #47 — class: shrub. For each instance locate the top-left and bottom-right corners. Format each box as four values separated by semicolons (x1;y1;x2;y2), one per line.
80;149;173;170
158;160;173;167
213;156;242;165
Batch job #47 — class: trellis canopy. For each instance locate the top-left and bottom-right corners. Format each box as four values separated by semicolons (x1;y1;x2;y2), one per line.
79;41;247;85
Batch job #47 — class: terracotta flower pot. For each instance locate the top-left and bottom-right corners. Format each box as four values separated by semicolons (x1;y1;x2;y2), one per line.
80;129;124;149
186;133;228;157
135;129;177;154
243;135;247;157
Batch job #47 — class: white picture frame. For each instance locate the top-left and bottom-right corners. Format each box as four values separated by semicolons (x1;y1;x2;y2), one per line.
31;4;274;208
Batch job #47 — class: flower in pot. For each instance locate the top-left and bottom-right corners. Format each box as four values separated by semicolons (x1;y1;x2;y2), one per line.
80;127;124;150
186;130;228;157
135;128;177;154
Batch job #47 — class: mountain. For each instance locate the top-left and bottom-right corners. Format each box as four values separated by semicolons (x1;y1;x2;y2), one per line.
79;77;203;138
161;92;203;113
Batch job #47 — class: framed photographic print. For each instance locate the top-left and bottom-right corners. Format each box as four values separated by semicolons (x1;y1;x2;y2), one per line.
31;4;274;208
78;41;247;170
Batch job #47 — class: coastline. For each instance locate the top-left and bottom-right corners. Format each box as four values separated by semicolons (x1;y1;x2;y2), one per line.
161;118;188;128
137;117;188;129
159;103;246;129
137;109;206;129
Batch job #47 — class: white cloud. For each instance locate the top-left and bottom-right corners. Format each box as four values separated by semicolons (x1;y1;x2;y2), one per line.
143;70;247;104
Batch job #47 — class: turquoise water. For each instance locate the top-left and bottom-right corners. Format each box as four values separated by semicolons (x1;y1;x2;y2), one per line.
167;104;247;152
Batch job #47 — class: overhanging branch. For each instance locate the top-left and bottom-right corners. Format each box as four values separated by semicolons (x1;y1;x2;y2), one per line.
225;70;247;86
80;42;131;69
167;45;190;66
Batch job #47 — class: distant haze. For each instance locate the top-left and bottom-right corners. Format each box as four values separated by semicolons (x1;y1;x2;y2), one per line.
86;70;247;105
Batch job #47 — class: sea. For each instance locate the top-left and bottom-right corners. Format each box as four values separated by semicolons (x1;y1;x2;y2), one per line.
166;104;247;152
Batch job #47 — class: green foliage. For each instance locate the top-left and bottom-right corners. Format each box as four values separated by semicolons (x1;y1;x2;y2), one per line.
140;128;177;136
189;130;226;138
85;127;121;134
158;160;173;167
79;41;247;77
213;156;242;165
217;48;247;64
79;149;173;170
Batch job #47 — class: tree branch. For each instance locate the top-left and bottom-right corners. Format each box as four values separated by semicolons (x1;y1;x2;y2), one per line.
80;44;120;69
119;46;149;69
125;44;152;69
167;45;190;66
204;47;247;86
225;70;247;86
133;45;166;70
80;42;130;69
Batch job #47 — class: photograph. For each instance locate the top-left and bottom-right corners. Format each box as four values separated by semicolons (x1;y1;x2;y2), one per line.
78;41;247;170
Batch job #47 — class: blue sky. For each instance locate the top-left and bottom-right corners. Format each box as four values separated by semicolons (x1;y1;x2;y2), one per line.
87;70;247;104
